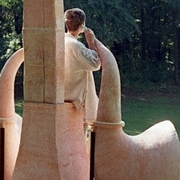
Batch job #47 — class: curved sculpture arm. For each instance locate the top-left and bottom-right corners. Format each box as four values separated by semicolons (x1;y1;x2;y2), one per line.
0;48;24;118
94;39;121;123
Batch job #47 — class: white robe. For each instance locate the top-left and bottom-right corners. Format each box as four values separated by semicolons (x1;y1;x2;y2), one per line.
64;33;101;121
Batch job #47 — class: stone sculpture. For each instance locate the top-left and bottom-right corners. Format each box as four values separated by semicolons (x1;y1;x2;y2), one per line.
0;0;180;179
93;38;180;180
0;48;23;180
13;0;89;179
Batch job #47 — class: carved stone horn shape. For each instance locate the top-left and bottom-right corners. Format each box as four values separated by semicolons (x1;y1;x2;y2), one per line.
0;48;24;180
94;39;180;180
95;39;122;123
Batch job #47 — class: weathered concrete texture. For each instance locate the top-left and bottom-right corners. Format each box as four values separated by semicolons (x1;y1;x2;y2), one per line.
23;28;65;103
94;39;180;180
13;103;89;179
0;49;24;118
0;49;23;180
0;116;22;180
13;1;90;179
23;0;65;104
56;103;89;179
94;121;180;180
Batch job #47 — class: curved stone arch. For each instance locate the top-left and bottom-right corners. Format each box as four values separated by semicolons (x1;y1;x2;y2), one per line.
0;48;24;180
0;48;24;118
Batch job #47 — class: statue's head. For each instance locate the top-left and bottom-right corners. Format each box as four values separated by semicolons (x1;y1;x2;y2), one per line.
64;8;86;32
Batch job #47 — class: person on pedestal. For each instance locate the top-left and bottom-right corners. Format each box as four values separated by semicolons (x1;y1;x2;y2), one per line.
64;8;101;131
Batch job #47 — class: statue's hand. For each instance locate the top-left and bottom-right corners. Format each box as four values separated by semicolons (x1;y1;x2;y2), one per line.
84;27;96;50
84;28;95;39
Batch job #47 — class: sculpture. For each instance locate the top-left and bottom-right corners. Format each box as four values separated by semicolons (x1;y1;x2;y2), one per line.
0;48;23;180
93;38;180;179
13;0;89;179
0;0;180;179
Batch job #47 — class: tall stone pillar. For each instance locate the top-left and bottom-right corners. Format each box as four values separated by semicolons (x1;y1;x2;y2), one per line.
23;0;64;104
13;0;89;179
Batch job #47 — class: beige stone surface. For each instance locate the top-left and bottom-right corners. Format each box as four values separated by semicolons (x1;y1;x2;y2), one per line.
23;0;65;104
0;49;24;118
13;1;90;179
5;0;179;179
23;28;65;103
44;30;65;103
94;38;180;180
23;0;43;28
13;102;60;179
0;116;22;180
13;103;89;179
23;0;64;29
0;48;23;180
56;103;89;179
95;40;121;123
94;121;180;180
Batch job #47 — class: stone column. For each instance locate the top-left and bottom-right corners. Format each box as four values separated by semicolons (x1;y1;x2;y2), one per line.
13;0;89;179
23;0;64;104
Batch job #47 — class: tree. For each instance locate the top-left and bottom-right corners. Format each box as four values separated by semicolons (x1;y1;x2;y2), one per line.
169;0;180;85
117;0;180;85
1;0;180;89
0;0;23;69
0;0;23;97
64;0;138;46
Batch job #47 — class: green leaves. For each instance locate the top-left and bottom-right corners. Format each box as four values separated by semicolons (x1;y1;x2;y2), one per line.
0;0;19;8
0;0;23;62
1;0;180;86
64;0;137;46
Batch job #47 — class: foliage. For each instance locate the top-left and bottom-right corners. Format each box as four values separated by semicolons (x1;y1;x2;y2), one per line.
64;0;138;46
1;0;180;92
0;0;23;69
64;0;180;86
112;0;180;86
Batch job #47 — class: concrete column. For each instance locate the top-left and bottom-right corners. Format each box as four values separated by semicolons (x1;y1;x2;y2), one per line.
23;0;64;103
13;0;89;179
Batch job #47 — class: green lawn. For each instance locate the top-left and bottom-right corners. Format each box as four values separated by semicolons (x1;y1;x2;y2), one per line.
15;93;180;138
122;95;180;137
15;99;23;116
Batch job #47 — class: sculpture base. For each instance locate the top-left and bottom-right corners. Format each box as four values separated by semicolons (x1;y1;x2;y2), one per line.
13;102;89;179
0;116;22;180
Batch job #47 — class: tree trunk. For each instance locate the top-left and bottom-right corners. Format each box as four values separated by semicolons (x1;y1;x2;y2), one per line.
173;16;180;85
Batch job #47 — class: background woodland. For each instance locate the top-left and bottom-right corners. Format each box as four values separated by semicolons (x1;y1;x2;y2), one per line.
1;0;180;97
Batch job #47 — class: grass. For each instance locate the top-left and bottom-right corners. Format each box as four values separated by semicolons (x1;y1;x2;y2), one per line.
121;84;180;137
122;96;180;136
15;99;23;116
15;86;180;138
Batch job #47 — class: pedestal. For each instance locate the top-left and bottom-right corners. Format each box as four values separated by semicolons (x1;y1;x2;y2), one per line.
0;116;22;180
13;102;89;179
